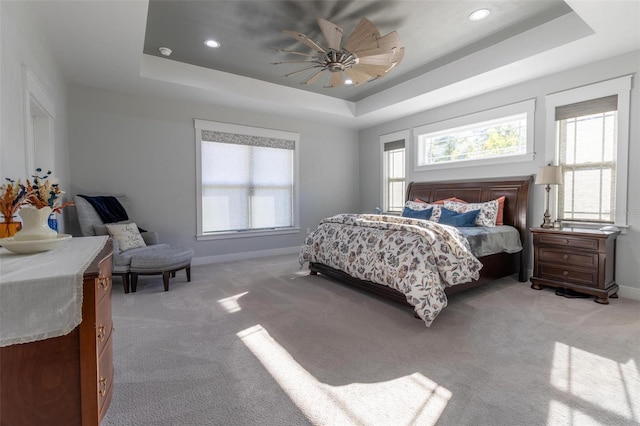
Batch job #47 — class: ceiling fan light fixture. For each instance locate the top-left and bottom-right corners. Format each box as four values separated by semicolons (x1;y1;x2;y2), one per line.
274;17;403;88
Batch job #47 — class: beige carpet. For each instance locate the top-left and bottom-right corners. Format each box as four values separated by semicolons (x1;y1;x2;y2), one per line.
103;255;640;426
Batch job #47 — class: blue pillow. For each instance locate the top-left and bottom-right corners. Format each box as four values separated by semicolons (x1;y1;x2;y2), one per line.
438;207;480;227
401;207;433;220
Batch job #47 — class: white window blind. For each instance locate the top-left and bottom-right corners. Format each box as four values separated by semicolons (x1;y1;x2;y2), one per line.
195;120;299;237
556;95;618;223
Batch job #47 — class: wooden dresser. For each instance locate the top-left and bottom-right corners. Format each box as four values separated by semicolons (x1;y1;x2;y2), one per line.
0;241;114;425
530;227;620;304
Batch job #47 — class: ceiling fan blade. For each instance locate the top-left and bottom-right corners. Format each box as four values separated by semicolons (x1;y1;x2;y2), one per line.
300;69;326;85
357;54;395;67
284;65;324;78
390;47;405;67
282;30;326;53
325;72;344;88
352;31;401;58
273;48;317;58
272;60;319;66
343;17;380;53
352;63;389;78
317;17;344;51
343;67;373;85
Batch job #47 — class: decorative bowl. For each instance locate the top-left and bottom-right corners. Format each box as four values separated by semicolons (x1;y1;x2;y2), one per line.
0;234;72;254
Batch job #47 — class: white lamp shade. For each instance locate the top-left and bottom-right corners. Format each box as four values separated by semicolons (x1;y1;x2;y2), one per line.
535;165;563;185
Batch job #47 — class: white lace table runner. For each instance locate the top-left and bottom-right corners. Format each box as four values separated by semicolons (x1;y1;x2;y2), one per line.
0;236;108;347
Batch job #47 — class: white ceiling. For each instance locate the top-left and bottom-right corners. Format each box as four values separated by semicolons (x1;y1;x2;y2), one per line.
31;1;640;129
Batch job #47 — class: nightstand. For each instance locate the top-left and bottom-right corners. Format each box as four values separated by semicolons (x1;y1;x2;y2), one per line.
529;227;620;304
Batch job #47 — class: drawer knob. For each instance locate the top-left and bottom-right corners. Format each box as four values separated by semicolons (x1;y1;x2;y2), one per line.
97;325;106;342
563;271;569;276
563;254;569;260
99;377;108;397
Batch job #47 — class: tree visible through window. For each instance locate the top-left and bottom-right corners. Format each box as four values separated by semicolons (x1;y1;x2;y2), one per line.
418;114;527;165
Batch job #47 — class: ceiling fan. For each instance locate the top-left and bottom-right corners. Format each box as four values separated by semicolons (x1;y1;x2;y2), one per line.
273;17;404;88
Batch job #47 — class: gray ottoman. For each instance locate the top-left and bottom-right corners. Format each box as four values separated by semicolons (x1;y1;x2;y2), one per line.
129;247;194;292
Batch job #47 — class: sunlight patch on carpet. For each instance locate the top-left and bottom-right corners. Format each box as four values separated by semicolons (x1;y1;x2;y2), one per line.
238;324;451;425
549;342;639;423
217;292;249;313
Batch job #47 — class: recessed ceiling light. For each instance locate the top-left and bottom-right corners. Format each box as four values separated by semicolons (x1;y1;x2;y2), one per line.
204;39;220;48
469;9;490;21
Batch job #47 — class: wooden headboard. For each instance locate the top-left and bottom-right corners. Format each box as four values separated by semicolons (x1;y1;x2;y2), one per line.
406;176;533;242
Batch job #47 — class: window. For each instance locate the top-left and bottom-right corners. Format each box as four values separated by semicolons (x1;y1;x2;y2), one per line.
195;120;299;239
556;96;617;223
414;99;535;170
381;130;408;213
545;76;632;227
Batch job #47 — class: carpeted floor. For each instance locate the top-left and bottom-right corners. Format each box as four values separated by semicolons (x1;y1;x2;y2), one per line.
103;255;640;426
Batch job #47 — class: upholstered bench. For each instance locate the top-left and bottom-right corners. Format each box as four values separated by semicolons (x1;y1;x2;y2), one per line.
129;247;194;292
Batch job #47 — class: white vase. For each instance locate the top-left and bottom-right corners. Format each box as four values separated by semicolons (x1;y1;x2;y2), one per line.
14;206;57;241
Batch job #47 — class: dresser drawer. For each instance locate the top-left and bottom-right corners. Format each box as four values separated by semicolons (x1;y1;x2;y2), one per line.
97;332;114;416
537;234;600;250
538;263;598;287
96;292;113;357
538;248;599;268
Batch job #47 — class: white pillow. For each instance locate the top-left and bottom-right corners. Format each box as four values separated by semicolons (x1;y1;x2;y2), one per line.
444;199;499;227
404;201;442;222
105;222;147;251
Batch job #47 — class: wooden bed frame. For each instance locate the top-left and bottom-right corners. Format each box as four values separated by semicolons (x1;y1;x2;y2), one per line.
308;176;532;306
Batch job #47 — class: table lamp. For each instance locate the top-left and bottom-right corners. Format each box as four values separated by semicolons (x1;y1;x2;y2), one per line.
535;165;563;228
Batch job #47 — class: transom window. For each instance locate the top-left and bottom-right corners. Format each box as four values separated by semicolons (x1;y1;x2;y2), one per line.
414;99;535;170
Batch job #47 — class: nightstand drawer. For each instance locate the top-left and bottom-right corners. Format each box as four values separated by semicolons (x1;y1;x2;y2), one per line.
537;234;600;250
538;248;599;268
538;263;598;287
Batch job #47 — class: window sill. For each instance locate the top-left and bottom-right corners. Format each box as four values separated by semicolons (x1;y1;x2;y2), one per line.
197;227;301;241
414;152;535;172
559;221;630;235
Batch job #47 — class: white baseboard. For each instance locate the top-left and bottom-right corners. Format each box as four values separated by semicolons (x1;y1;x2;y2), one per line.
192;246;300;266
617;284;640;301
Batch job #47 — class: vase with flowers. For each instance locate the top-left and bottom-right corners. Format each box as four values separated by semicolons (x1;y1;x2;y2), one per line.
11;169;74;241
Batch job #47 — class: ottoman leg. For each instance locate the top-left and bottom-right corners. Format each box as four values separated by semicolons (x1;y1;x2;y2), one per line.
186;266;191;282
123;273;130;294
131;273;139;293
163;271;170;291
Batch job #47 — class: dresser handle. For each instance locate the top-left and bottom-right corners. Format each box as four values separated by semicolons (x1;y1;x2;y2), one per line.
97;325;106;342
563;254;569;260
97;276;110;290
563;271;569;276
99;377;107;397
565;239;571;244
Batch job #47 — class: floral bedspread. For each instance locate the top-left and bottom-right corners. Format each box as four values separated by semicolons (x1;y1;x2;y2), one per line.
299;214;483;327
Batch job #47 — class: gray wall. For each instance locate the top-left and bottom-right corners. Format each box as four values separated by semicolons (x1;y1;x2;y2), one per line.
1;2;71;232
67;85;359;260
359;50;640;295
